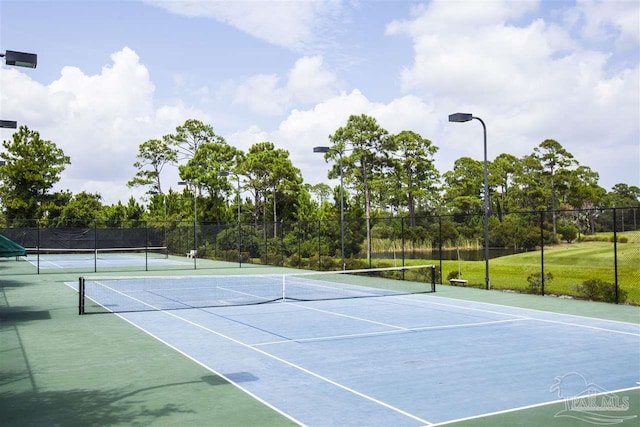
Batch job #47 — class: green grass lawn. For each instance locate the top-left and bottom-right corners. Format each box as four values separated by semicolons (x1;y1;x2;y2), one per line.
374;237;640;305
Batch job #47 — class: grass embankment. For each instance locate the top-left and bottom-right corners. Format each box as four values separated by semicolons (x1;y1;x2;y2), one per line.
376;232;640;305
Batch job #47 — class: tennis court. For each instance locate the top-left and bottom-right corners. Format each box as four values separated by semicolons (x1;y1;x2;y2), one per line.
70;267;640;426
19;247;192;271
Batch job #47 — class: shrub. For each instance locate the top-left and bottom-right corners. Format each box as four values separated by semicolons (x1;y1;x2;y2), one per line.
345;258;369;270
609;235;628;243
197;244;209;258
575;279;627;303
286;254;302;268
558;223;579;243
526;271;553;295
404;226;430;244
308;255;338;271
371;224;395;239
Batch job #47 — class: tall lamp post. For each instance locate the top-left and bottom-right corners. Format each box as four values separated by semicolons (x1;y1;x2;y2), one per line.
448;112;490;290
313;146;345;270
178;181;197;268
219;171;242;268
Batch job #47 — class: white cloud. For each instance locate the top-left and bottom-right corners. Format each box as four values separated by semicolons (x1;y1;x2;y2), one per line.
287;56;342;104
576;0;640;49
266;90;439;187
146;0;343;52
0;47;210;204
385;0;639;187
227;125;270;152
2;1;637;211
234;73;290;116
234;55;342;116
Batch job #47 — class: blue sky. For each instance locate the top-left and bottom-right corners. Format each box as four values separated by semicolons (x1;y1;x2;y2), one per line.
1;0;638;204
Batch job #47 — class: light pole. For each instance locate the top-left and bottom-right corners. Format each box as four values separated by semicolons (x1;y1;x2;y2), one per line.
178;181;197;268
448;113;490;290
219;171;242;267
313;146;345;270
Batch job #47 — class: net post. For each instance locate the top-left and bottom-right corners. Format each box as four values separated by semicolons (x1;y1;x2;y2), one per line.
430;265;436;292
282;275;286;301
78;277;85;315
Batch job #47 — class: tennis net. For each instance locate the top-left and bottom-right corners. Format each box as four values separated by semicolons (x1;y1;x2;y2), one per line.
78;265;436;314
24;246;169;260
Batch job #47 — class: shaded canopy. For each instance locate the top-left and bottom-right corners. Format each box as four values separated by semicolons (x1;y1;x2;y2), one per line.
0;234;26;257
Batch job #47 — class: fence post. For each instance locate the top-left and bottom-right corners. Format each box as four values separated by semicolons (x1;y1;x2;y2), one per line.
613;207;619;304
540;210;545;296
36;219;41;274
264;220;268;266
94;219;97;273
298;221;301;266
401;217;405;279
438;216;443;285
145;223;149;272
401;216;405;269
280;220;284;267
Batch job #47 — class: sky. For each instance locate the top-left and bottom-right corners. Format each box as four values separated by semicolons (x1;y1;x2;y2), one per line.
1;0;638;205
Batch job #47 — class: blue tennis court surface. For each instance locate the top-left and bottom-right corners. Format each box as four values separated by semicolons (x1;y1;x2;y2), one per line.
83;291;639;426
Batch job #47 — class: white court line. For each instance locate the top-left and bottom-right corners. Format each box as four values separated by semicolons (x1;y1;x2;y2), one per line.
291;302;411;331
159;310;434;425
391;294;640;337
29;258;65;269
527;317;640;337
218;286;281;302
417;293;640;326
107;312;305;426
286;278;393;297
88;281;434;426
76;281;638;426
254;318;530;346
430;385;640;427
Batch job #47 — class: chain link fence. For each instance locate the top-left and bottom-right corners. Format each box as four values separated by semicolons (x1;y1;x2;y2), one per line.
1;207;637;304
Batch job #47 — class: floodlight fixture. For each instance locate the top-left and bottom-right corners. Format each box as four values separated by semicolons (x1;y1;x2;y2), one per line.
0;120;17;129
313;146;331;153
448;113;473;123
1;50;37;68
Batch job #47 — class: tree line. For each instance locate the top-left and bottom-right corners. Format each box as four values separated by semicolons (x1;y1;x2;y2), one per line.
1;116;638;249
